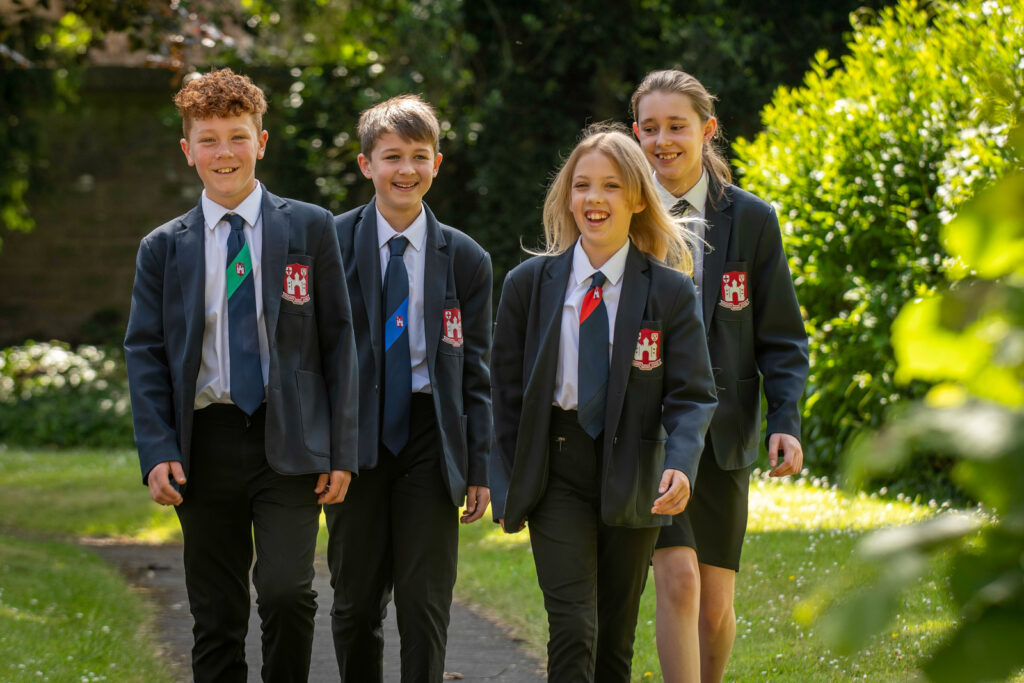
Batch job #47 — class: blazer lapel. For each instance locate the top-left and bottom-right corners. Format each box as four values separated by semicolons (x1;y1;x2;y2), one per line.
174;204;206;362
260;190;289;344
702;180;733;330
422;205;448;377
355;200;383;368
522;249;573;405
605;244;650;432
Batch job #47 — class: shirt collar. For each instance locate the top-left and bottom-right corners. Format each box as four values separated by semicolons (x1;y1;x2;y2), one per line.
572;238;630;288
202;181;263;231
653;168;708;215
376;205;427;253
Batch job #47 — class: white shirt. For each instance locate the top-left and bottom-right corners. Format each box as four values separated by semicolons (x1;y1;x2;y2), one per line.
656;169;709;306
194;182;271;409
552;239;630;410
376;206;431;394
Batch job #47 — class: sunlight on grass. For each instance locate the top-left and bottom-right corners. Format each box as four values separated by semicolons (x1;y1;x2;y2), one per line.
748;470;939;533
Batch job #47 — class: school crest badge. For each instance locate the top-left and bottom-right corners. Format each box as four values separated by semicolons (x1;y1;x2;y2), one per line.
282;263;310;305
442;308;464;347
719;271;750;311
632;328;662;370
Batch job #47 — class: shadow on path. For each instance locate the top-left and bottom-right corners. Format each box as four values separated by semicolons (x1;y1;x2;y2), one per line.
89;542;545;682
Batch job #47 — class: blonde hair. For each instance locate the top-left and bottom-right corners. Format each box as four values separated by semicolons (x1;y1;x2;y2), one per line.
357;94;440;156
630;69;732;199
538;122;698;274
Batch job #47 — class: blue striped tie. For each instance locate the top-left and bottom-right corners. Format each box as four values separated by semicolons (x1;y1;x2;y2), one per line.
382;236;411;455
577;271;608;438
225;213;264;415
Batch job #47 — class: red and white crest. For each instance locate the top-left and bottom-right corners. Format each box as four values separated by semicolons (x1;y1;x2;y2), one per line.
632;328;663;370
442;308;464;347
396;315;405;329
282;263;311;305
719;271;750;311
235;262;246;277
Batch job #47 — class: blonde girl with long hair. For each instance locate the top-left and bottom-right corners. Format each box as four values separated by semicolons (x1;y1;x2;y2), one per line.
489;122;717;682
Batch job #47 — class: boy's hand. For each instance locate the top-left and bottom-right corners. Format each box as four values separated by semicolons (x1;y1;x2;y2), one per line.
148;461;186;506
461;485;490;524
768;433;803;477
498;518;526;533
652;468;690;516
316;470;353;505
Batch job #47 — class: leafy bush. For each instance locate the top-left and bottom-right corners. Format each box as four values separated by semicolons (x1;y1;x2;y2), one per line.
809;121;1024;682
733;0;1024;477
0;341;133;448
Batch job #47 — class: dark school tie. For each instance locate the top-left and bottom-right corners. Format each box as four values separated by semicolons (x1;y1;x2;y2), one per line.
577;271;609;439
670;197;692;217
382;235;411;455
225;213;264;415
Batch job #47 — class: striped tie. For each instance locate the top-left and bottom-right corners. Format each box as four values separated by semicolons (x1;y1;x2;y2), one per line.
382;236;411;455
577;271;608;439
224;213;264;415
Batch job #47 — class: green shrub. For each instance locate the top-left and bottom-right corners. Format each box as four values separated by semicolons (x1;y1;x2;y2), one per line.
0;341;133;448
733;0;1023;478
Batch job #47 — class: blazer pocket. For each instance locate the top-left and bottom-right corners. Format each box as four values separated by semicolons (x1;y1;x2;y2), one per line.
629;320;664;378
295;369;330;457
715;260;751;321
439;298;465;356
281;254;314;317
636;437;667;518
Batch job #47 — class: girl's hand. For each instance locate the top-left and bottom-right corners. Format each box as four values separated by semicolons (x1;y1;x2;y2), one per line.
652;468;691;515
768;433;804;477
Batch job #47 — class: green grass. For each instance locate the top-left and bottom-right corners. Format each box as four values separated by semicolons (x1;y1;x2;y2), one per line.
0;448;179;542
1;448;1016;682
0;532;174;683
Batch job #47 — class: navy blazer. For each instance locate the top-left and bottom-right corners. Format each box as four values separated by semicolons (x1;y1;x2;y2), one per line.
490;243;718;530
334;199;493;507
124;189;359;482
700;179;809;469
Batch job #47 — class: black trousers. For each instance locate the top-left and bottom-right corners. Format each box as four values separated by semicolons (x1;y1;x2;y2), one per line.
175;403;321;683
528;408;660;683
325;394;459;683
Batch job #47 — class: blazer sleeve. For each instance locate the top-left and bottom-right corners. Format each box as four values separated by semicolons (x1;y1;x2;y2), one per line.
489;272;527;520
124;237;181;483
460;249;494;488
312;209;360;473
750;206;809;441
661;275;719;484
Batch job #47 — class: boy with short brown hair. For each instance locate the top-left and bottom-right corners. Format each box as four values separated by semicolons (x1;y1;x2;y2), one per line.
326;93;492;681
125;67;358;683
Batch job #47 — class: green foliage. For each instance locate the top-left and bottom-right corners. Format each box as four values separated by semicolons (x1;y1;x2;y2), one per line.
0;341;133;448
733;0;1024;478
226;0;891;290
816;112;1024;680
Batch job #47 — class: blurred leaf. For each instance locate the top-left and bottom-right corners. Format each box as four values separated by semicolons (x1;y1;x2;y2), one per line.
859;513;981;560
943;173;1024;279
818;552;927;654
922;607;1024;683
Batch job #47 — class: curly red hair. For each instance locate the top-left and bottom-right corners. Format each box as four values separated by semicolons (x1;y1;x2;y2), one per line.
174;68;267;138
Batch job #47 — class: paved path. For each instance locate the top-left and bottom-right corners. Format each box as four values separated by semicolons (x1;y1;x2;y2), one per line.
91;542;545;682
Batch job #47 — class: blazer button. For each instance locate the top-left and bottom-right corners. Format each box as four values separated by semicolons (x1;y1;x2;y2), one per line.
374;384;379;394
613;436;619;445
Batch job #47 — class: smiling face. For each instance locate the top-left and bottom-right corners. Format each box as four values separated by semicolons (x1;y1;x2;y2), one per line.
180;114;267;210
633;90;716;196
570;150;645;267
358;131;442;231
